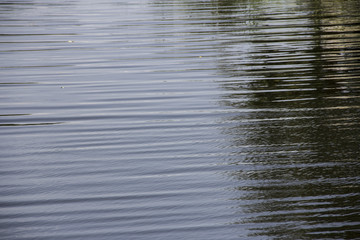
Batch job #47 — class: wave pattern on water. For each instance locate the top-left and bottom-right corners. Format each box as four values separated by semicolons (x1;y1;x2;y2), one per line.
1;0;360;239
211;0;360;239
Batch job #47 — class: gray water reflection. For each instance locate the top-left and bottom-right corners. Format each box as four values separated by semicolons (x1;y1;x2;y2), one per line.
1;0;360;239
0;1;237;240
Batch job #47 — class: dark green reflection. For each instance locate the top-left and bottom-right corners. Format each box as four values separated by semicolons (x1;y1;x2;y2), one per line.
165;0;360;238
211;0;360;239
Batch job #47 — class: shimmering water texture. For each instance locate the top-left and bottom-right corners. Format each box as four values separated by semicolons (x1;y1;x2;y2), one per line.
1;0;360;239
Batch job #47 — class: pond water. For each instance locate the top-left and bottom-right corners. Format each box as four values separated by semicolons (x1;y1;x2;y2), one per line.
1;0;360;239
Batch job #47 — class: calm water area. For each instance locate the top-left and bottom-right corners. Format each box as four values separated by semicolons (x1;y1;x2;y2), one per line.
1;0;360;239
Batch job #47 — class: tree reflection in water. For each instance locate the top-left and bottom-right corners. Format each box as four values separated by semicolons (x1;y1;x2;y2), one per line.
210;0;360;238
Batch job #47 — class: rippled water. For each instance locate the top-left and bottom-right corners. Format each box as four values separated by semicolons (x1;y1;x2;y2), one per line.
1;0;360;239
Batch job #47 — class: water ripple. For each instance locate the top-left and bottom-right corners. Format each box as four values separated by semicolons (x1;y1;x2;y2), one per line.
1;0;360;239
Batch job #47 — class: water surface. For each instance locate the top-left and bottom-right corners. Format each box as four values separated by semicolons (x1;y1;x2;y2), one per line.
1;0;360;239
